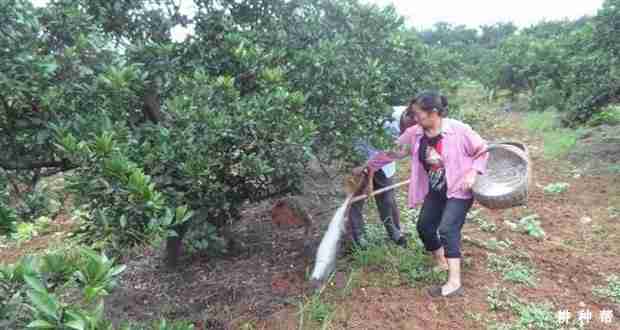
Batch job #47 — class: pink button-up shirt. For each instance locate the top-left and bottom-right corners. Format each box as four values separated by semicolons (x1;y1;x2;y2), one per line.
367;118;489;208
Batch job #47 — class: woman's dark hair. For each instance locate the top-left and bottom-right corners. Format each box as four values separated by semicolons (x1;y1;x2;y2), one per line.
413;90;448;117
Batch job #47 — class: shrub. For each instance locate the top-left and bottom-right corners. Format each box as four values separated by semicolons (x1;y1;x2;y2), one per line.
1;248;124;329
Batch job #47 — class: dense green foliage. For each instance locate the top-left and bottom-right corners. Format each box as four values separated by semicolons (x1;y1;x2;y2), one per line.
1;249;121;329
0;0;449;263
1;249;197;329
419;0;620;124
1;0;618;265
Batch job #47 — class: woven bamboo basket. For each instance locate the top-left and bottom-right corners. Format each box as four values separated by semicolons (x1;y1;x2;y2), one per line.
472;141;531;209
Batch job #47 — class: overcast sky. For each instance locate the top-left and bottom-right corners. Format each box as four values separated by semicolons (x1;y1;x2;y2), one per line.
364;0;604;29
31;0;605;33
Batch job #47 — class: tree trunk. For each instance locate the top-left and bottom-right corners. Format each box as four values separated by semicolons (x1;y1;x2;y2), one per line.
165;222;189;269
145;79;177;267
142;82;162;124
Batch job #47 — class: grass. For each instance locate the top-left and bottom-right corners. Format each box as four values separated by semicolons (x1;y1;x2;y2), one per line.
523;111;557;132
450;82;513;132
543;182;569;194
239;321;257;330
345;202;447;287
465;311;484;323
487;254;537;286
591;224;610;241
306;294;334;324
329;268;359;298
511;302;562;330
505;214;546;240
608;164;620;174
297;283;336;329
588;105;620;126
486;287;563;330
299;194;447;327
609;206;620;219
484;238;514;251
11;216;54;242
542;130;578;159
349;232;447;287
487;286;520;312
593;275;620;303
468;210;498;233
122;319;198;330
297;228;447;329
516;215;546;239
297;200;447;327
523;111;579;159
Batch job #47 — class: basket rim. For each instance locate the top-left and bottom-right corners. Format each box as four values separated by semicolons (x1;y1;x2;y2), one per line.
472;142;530;199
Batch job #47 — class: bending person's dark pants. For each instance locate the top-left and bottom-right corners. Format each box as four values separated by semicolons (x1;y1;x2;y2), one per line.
348;170;402;245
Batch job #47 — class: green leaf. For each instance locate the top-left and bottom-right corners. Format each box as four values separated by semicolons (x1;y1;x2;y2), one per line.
109;265;126;277
85;286;102;301
94;299;105;322
75;270;86;283
26;320;56;329
66;319;86;330
26;290;59;321
24;274;46;293
162;208;173;227
41;62;59;75
175;205;187;223
176;206;193;225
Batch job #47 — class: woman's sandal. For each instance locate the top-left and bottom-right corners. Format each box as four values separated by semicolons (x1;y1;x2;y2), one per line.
428;285;464;298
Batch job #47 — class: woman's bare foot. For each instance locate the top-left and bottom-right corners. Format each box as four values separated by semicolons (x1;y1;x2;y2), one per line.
441;281;461;295
433;262;449;272
431;247;449;271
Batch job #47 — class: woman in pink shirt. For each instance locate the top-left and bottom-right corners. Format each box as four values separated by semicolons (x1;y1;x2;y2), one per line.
356;91;488;298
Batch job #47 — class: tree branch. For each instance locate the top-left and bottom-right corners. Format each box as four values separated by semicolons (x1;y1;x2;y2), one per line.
142;83;162;124
39;167;77;177
0;159;72;171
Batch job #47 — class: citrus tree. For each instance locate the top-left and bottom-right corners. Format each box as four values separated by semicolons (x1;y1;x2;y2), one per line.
1;0;443;267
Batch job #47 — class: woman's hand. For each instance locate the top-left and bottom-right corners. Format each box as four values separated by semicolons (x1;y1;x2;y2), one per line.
365;143;411;174
462;169;478;191
385;143;412;160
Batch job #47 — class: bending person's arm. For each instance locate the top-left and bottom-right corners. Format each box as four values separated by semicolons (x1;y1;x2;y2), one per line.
365;127;416;172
